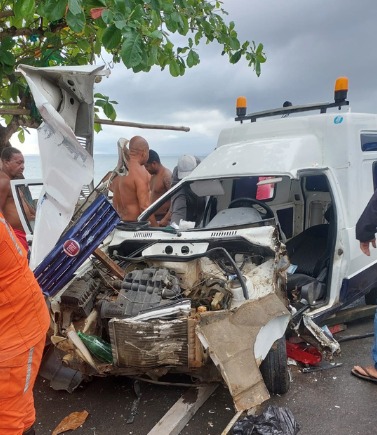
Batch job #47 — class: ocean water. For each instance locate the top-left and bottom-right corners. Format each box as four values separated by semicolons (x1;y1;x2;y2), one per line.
23;154;186;186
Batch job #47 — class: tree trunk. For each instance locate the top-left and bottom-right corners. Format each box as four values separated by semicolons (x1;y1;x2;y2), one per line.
0;123;16;156
0;115;40;156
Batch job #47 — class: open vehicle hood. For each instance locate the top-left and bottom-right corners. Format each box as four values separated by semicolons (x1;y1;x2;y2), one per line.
17;64;109;269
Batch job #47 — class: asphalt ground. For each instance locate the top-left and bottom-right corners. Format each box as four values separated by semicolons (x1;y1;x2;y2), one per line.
33;315;377;435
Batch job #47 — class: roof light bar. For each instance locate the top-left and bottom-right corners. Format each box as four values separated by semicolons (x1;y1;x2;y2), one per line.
235;76;349;123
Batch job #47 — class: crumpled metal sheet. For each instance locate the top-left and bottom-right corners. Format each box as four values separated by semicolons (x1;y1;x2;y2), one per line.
39;345;84;393
197;293;290;411
303;315;341;354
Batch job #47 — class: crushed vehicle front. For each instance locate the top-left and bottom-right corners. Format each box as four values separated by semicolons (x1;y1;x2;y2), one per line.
48;189;291;410
14;64;292;412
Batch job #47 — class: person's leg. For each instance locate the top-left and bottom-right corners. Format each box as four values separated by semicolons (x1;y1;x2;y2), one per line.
0;336;46;434
352;308;377;381
372;309;377;368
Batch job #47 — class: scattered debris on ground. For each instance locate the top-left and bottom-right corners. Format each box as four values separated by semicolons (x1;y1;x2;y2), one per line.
52;410;89;435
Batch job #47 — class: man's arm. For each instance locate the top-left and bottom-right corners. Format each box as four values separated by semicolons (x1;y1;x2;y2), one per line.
135;176;158;226
158;210;172;227
0;177;10;212
163;170;172;191
356;190;377;255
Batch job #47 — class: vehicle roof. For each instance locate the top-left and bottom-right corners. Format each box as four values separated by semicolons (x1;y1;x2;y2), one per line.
186;111;377;180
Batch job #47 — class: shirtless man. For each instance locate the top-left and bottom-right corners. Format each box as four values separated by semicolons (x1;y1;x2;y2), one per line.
144;150;172;224
114;136;158;226
0;147;35;250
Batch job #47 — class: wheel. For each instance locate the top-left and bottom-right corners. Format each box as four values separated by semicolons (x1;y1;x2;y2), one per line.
259;336;290;395
228;197;274;219
365;287;377;305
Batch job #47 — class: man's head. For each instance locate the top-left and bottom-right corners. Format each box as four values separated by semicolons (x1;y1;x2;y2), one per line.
129;136;149;165
144;149;161;175
177;154;198;179
1;147;25;179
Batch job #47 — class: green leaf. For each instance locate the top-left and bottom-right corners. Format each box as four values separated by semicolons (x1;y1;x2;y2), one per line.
146;45;158;66
178;15;189;35
165;15;178;32
194;30;202;45
0;50;15;67
169;59;180;77
102;25;122;49
95;99;106;107
114;19;127;30
39;0;67;21
255;60;261;77
121;32;143;68
229;37;240;50
149;30;164;40
103;102;116;120
114;0;127;14
201;19;212;36
101;9;114;24
76;39;91;51
151;10;161;28
68;0;82;15
0;38;16;51
93;122;102;133
187;49;199;68
148;0;161;11
14;0;35;20
66;10;86;32
256;43;264;55
230;50;242;64
9;83;19;101
18;129;25;144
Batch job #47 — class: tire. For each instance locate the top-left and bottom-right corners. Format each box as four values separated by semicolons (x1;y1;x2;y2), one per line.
365;288;377;305
259;336;290;395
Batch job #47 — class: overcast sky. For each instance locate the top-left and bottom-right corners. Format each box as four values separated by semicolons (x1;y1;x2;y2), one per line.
13;0;377;156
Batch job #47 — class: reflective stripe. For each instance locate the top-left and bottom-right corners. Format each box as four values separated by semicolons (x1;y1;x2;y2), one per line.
0;216;24;256
23;347;34;393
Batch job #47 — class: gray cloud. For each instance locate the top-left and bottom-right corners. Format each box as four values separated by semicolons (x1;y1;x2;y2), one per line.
15;0;377;157
93;0;377;157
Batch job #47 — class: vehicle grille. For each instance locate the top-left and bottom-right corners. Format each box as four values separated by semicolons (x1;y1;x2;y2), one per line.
109;318;189;368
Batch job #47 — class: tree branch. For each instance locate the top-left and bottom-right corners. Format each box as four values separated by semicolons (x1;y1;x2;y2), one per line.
0;22;67;40
0;108;29;115
0;10;13;19
95;118;190;132
0;108;190;132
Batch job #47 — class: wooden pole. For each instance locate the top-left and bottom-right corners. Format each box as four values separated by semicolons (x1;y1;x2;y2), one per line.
0;108;190;132
95;118;190;132
0;108;29;115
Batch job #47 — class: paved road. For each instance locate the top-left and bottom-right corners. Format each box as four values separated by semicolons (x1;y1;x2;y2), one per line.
34;316;377;435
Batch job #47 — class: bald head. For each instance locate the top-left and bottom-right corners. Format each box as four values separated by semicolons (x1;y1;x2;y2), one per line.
129;136;149;165
129;136;149;152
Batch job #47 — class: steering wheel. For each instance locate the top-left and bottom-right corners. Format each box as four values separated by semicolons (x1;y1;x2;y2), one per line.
228;197;274;219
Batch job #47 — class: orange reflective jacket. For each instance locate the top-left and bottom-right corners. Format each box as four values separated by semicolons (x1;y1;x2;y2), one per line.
0;213;50;362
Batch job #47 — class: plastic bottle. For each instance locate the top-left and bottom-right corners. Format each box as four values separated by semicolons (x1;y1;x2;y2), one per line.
77;331;113;363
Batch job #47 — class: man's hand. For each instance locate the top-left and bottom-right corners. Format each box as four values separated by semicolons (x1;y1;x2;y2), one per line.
360;239;376;256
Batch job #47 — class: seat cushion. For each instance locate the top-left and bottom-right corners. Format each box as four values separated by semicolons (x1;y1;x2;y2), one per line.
286;224;329;277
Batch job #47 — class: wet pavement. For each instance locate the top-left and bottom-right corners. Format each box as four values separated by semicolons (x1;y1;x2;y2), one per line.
34;316;377;435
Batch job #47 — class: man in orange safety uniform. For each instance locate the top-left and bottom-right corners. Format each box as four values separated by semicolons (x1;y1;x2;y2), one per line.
0;211;50;434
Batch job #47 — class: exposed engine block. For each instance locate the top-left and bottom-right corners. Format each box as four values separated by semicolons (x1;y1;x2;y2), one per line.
100;267;182;319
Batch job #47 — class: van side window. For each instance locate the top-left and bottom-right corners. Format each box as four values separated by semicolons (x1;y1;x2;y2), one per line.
305;175;329;192
361;133;377;151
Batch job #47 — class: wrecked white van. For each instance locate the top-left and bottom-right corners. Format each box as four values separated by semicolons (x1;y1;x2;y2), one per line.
13;66;377;412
